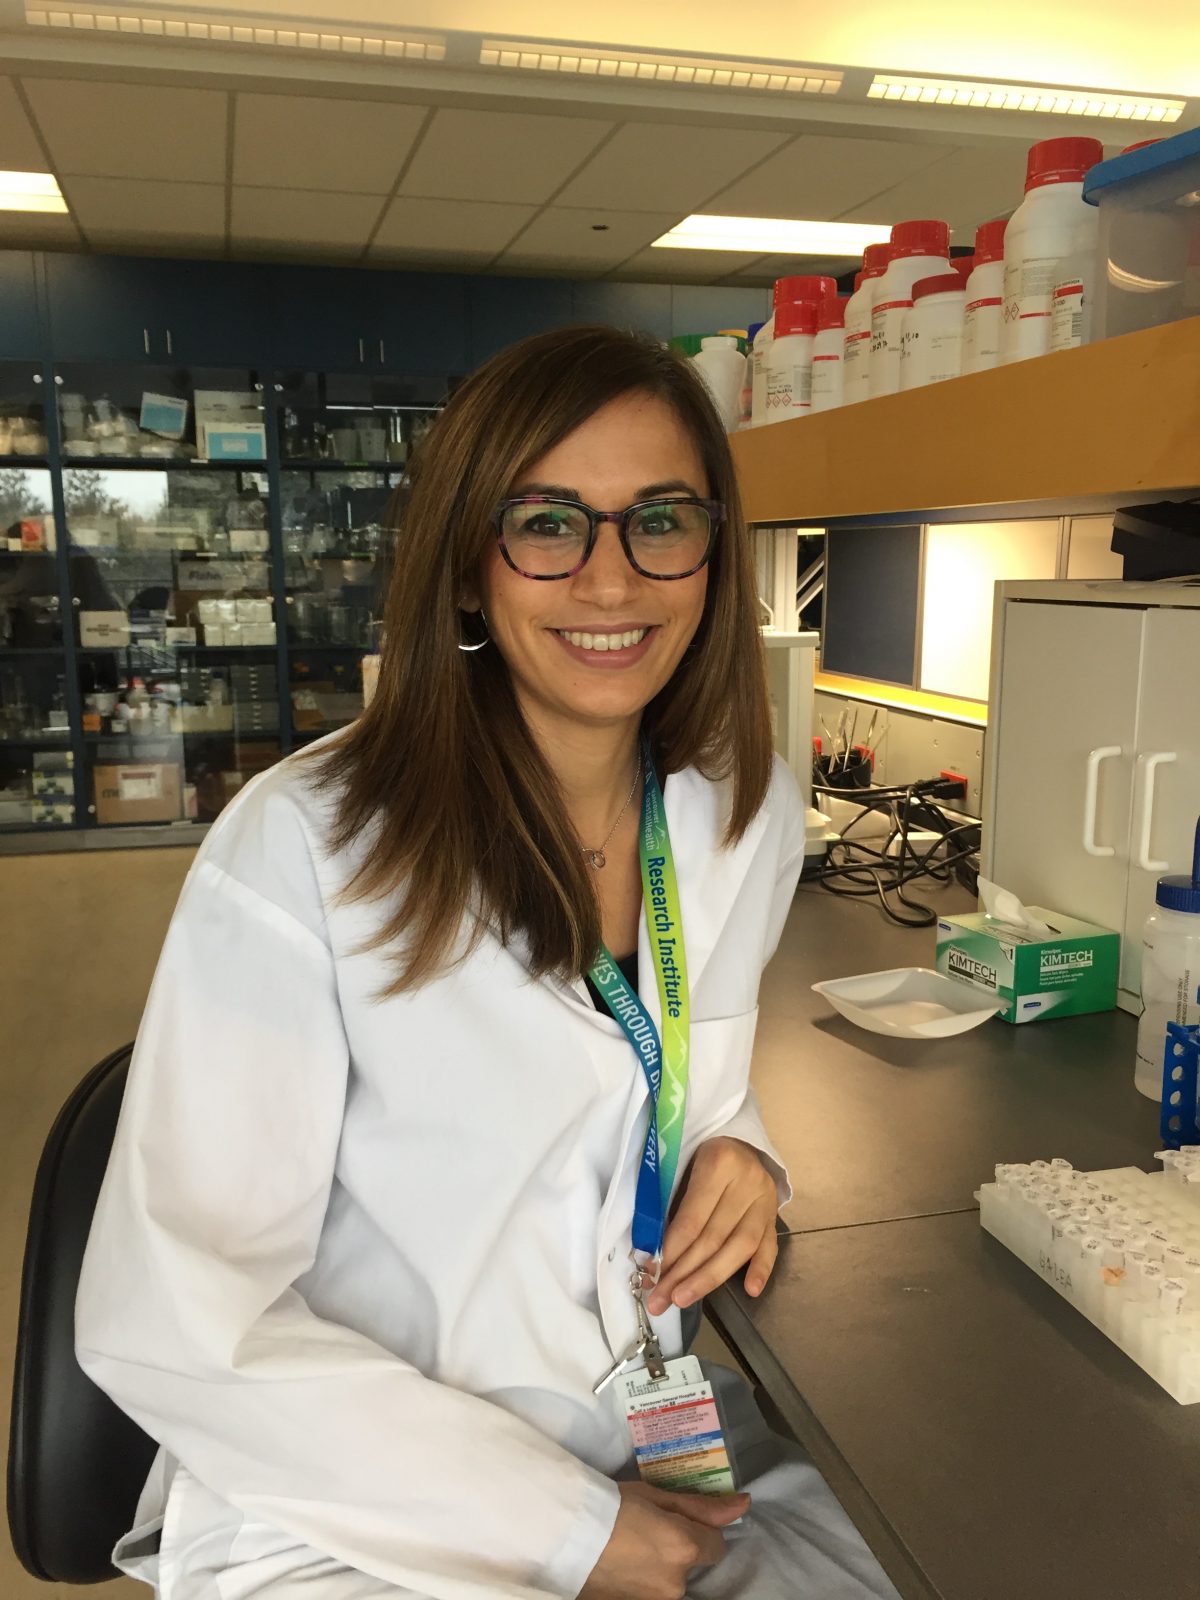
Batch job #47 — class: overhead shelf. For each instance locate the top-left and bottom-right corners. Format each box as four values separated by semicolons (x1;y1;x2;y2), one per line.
730;316;1200;527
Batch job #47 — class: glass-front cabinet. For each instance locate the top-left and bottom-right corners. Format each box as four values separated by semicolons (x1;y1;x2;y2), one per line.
0;357;441;845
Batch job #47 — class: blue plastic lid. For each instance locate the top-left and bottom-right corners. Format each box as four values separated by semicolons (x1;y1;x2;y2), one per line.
1157;816;1200;913
747;321;765;342
1083;125;1200;205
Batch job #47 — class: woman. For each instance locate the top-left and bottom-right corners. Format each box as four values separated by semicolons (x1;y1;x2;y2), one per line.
77;327;898;1600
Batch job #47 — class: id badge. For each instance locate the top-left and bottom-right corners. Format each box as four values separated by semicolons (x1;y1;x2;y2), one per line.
615;1355;737;1494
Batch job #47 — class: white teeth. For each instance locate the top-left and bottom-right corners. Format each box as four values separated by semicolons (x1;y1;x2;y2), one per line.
559;628;649;652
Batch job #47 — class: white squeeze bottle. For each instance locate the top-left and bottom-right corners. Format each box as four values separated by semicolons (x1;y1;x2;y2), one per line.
751;275;836;425
764;300;818;422
691;335;745;431
899;274;965;391
842;242;891;406
1001;135;1104;365
869;220;951;398
962;218;1008;374
811;297;846;412
1135;818;1200;1101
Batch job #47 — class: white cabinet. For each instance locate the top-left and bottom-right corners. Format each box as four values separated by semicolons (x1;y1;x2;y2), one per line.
983;582;1200;1011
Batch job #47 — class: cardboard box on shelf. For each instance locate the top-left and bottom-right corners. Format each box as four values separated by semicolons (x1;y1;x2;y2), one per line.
93;762;183;825
230;528;269;553
201;423;266;462
79;610;131;648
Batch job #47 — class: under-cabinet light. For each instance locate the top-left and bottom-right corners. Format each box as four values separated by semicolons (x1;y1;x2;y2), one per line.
867;73;1184;123
0;170;67;214
479;40;842;95
24;7;445;59
651;214;891;254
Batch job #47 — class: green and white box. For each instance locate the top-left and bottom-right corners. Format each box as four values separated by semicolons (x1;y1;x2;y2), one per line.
935;909;1119;1024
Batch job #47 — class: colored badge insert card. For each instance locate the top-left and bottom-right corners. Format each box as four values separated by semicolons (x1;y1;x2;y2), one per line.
616;1357;737;1495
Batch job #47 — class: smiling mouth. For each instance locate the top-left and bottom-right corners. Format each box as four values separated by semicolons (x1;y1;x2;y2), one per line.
554;627;651;653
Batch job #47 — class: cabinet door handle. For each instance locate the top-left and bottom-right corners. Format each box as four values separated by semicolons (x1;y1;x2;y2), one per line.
1082;745;1121;858
1134;751;1178;872
379;338;386;364
166;328;173;355
358;337;365;364
143;328;150;355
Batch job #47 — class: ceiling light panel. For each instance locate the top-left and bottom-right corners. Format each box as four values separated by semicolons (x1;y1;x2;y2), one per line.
652;215;891;254
867;73;1184;123
480;39;841;95
24;6;445;59
0;170;67;212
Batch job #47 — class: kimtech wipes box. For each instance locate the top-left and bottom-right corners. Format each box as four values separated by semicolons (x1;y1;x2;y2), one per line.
935;908;1119;1024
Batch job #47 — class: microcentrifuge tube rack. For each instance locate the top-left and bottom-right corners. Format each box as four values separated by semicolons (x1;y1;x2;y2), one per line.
979;1154;1200;1403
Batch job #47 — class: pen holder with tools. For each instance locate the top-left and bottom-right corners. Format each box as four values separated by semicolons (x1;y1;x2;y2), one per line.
814;748;873;791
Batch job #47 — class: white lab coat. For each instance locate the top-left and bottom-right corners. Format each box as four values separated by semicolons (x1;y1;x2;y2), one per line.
75;741;895;1600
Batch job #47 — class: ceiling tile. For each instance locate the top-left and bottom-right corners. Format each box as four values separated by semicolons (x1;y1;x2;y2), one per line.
22;78;227;182
400;109;612;204
730;252;857;282
704;132;949;222
63;176;225;246
615;247;766;282
499;207;682;273
230;187;381;254
370;196;534;262
0;77;48;170
838;145;1030;239
555;123;787;214
234;93;427;196
0;211;82;249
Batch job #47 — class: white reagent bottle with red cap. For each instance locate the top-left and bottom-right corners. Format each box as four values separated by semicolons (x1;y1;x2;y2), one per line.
749;274;837;426
841;242;891;406
764;300;818;422
962;218;1008;375
811;297;846;412
899;274;965;390
1001;135;1105;365
869;220;952;398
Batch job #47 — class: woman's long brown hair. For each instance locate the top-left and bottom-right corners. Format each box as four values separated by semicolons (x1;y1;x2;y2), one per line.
310;325;773;993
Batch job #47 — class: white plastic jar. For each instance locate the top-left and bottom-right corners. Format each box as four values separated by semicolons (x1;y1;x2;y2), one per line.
842;242;891;406
764;300;818;421
899;274;965;390
1135;826;1200;1101
738;320;765;427
811;297;846;412
690;335;745;431
1001;135;1104;365
869;220;951;398
962;218;1008;375
750;275;836;426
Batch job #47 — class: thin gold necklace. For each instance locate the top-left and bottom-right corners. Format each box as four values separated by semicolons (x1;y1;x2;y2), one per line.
581;755;642;870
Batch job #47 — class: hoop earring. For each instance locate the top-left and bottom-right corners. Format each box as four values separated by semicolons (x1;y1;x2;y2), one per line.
458;609;491;653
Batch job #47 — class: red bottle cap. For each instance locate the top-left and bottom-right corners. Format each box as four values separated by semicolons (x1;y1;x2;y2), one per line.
774;300;819;337
912;274;965;301
951;256;974;283
1024;136;1105;191
772;274;838;310
817;297;847;331
888;219;951;260
973;217;1007;264
1122;138;1164;154
861;241;893;279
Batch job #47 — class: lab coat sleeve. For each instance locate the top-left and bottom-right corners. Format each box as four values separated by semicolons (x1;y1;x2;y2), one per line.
75;857;619;1600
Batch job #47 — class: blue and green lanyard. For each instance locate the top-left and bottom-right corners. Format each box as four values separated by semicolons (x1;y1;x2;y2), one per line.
587;740;690;1278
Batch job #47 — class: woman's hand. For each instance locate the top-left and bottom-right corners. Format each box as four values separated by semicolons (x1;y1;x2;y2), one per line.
645;1137;778;1316
580;1481;748;1599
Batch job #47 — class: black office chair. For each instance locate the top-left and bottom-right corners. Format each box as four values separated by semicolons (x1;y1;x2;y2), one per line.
7;1044;158;1583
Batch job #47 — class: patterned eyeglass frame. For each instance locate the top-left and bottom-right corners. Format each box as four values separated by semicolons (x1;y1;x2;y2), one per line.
492;495;724;581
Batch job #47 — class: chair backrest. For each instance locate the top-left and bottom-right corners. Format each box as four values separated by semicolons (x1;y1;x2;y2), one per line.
7;1045;159;1583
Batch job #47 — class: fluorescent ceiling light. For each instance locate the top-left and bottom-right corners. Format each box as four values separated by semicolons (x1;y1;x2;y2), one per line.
651;215;891;255
867;73;1184;122
480;40;841;95
24;7;445;58
0;170;67;213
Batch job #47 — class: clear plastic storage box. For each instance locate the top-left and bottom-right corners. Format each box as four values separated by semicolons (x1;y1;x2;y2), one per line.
1083;127;1200;340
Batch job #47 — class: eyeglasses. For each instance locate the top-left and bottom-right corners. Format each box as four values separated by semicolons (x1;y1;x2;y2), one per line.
493;495;722;581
